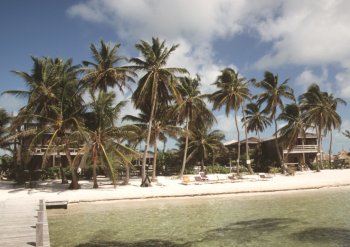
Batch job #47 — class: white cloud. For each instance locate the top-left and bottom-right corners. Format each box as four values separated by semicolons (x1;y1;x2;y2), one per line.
254;0;350;69
335;69;350;99
295;68;332;93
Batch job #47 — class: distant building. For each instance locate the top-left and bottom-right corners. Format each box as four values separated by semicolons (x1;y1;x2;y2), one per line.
224;133;319;171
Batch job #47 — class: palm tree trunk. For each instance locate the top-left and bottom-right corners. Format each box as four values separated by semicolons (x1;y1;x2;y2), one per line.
301;137;306;171
65;146;80;190
122;164;130;185
242;104;253;174
329;130;333;167
316;125;321;172
257;131;261;171
141;95;157;187
235;111;241;175
152;138;158;182
273;115;285;173
57;151;68;184
92;145;98;188
180;117;189;177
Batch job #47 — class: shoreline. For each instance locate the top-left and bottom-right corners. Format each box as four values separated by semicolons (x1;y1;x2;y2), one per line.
68;184;350;206
1;169;350;205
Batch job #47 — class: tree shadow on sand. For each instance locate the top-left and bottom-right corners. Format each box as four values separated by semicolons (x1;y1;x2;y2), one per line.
291;227;350;247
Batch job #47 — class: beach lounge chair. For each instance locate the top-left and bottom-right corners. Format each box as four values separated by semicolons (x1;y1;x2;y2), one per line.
206;174;220;183
198;172;209;181
182;175;191;185
259;173;273;180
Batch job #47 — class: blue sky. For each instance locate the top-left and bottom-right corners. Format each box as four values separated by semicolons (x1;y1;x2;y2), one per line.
1;0;350;153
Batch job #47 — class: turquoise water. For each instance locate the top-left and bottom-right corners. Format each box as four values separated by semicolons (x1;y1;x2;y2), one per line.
48;187;350;247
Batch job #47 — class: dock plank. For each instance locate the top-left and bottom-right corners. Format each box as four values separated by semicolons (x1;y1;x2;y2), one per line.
0;197;50;247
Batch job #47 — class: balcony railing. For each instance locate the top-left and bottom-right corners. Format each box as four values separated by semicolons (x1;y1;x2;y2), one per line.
283;145;318;154
31;145;83;156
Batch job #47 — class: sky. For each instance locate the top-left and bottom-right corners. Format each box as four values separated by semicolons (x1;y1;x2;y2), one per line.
1;0;350;153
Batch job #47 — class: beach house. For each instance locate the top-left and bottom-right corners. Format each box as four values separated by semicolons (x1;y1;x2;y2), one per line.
224;132;319;171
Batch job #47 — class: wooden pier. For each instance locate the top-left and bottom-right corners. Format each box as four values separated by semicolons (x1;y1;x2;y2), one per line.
0;198;50;247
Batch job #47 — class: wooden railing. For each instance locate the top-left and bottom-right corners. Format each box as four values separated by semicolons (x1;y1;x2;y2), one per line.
283;145;318;153
31;145;83;155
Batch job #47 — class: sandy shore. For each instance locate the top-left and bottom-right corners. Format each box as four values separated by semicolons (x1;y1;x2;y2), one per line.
1;169;350;204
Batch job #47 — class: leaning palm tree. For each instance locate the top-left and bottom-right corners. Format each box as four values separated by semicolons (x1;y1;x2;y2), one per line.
81;40;135;93
277;103;308;168
243;102;272;169
254;71;295;173
181;127;226;171
83;90;137;188
210;68;251;174
172;75;215;177
129;37;187;186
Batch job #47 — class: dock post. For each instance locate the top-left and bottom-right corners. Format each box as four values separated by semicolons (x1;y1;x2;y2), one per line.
36;221;43;247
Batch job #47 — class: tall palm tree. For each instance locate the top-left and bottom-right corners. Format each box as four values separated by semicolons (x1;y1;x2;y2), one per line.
243;102;272;169
123;104;179;182
83;90;137;188
255;71;295;173
210;68;251;174
277;104;308;168
26;58;85;189
129;37;187;186
299;84;344;170
172;76;215;177
81;40;135;92
4;57;84;187
323;93;346;165
181;127;226;171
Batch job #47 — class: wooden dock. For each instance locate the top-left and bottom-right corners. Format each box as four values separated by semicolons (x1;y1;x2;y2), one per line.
0;198;50;247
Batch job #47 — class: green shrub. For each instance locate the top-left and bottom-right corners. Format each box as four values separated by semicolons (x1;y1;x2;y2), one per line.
268;166;281;174
41;167;61;180
206;164;230;174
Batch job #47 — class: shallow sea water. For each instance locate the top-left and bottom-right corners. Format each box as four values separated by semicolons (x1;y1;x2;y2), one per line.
48;187;350;247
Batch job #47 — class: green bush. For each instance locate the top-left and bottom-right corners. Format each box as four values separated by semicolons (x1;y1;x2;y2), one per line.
41;167;61;180
206;164;230;174
268;166;281;174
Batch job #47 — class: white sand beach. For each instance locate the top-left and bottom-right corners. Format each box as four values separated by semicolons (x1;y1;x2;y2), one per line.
1;169;350;204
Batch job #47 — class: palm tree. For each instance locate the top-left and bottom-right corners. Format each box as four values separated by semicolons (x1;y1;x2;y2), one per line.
26;58;85;189
172;76;215;177
343;130;350;139
323;93;346;166
4;57;71;119
277;104;308;169
0;109;11;149
181;127;226;171
255;71;295;173
83;90;137;188
243;102;272;169
81;40;135;92
299;84;344;170
129;37;187;186
210;68;251;174
123;104;179;182
4;57;84;186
